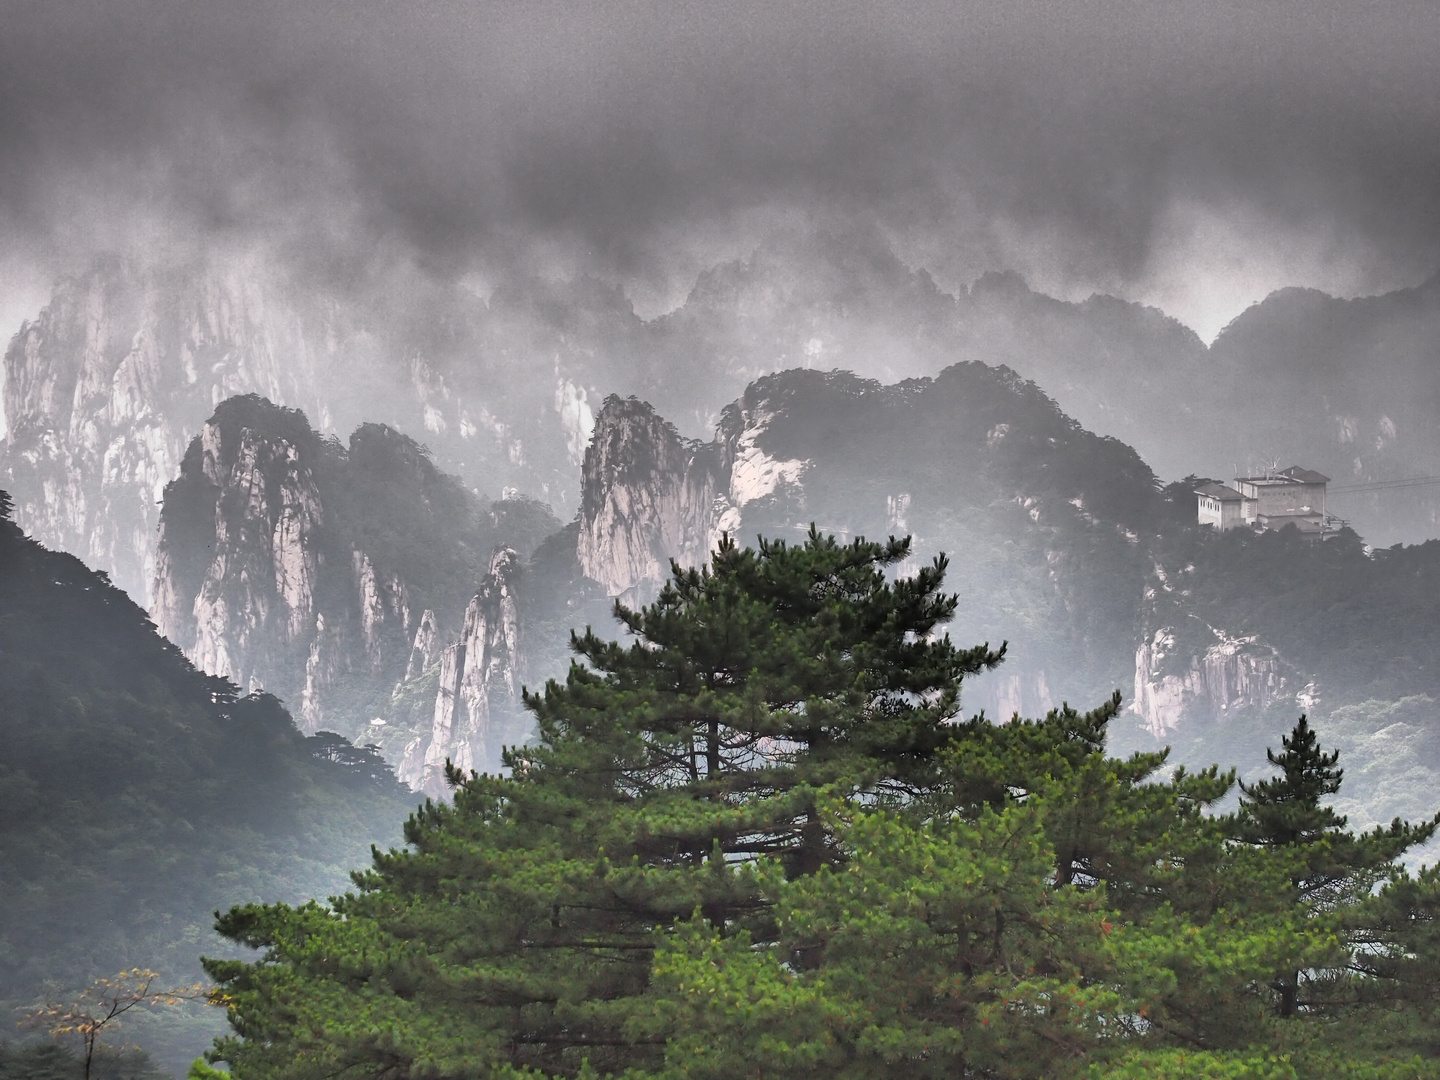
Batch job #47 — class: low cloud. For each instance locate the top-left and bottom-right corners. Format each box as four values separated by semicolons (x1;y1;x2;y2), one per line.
2;0;1438;327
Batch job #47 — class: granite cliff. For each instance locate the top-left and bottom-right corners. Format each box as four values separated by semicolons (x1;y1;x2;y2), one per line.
399;547;526;795
576;396;726;600
152;395;559;780
1131;623;1290;738
0;257;346;601
573;364;1163;721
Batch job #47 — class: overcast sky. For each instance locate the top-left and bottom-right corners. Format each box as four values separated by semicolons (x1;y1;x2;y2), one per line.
1;0;1438;339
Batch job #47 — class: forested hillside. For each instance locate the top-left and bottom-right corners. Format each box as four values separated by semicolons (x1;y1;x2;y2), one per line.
1114;484;1440;847
0;491;418;1073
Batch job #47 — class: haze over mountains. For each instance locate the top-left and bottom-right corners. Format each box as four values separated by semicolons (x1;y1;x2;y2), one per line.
8;233;1440;743
0;488;414;1075
5;229;1436;822
5;231;1440;617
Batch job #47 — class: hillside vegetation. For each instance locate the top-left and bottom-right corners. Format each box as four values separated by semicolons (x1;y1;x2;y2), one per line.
0;491;418;1073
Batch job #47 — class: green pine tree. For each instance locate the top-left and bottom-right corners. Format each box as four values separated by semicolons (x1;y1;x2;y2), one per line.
202;530;1006;1078
1235;716;1437;1024
197;537;1440;1080
1237;716;1346;851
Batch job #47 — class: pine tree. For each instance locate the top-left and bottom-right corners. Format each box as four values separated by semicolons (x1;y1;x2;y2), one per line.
1236;716;1437;1021
203;530;1007;1078
1237;716;1346;851
198;540;1440;1079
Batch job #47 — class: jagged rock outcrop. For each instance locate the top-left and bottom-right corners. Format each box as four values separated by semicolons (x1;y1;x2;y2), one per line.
153;395;561;770
404;609;441;683
577;396;725;598
399;548;527;796
1;257;342;601
1132;623;1289;737
570;365;1159;721
153;398;329;697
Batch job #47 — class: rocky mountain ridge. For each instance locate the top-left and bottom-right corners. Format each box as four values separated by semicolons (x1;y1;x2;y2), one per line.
576;397;725;599
7;234;1440;614
403;546;527;794
158;362;1171;786
106;376;1440;799
575;363;1163;721
151;394;559;790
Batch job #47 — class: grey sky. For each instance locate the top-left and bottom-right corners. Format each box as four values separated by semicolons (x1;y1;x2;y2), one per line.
1;0;1438;336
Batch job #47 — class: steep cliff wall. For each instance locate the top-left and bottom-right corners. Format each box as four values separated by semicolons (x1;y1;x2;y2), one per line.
1132;623;1289;738
1;258;341;601
153;403;329;697
153;395;560;771
576;395;725;598
397;547;527;796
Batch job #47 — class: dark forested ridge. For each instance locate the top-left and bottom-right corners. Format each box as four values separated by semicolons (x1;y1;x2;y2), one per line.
713;363;1163;720
0;490;417;1074
1114;489;1440;839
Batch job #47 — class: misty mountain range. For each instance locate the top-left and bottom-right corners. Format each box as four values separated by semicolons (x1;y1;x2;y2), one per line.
5;231;1439;611
3;231;1439;797
4;6;1440;1074
5;230;1440;1072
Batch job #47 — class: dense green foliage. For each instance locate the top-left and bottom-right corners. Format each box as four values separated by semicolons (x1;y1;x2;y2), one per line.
0;1040;163;1080
202;531;1440;1079
0;491;418;1073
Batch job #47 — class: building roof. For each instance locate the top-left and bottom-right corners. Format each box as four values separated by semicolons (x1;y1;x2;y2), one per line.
1235;467;1331;487
1196;482;1246;501
1279;466;1330;484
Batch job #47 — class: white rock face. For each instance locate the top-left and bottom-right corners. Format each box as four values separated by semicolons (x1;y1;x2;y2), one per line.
156;412;331;705
723;403;809;507
577;395;722;597
1132;624;1288;737
0;257;339;603
151;395;548;786
354;549;413;670
554;375;596;466
404;547;526;796
980;670;1056;723
404;608;441;683
153;400;450;736
573;383;823;599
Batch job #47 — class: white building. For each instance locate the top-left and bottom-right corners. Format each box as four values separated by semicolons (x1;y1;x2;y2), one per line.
1197;466;1330;535
1196;482;1253;531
